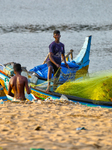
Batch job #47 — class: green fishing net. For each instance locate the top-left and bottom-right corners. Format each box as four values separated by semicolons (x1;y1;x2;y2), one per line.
55;70;112;102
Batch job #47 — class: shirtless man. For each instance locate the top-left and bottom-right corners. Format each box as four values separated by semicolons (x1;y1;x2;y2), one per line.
8;63;31;100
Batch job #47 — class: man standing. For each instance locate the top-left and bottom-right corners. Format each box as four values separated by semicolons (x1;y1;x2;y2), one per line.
8;63;31;100
46;30;69;92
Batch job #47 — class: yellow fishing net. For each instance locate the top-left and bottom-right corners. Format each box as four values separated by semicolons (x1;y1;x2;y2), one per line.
55;70;112;102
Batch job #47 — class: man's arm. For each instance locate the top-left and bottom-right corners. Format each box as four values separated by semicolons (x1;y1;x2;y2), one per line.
25;78;31;94
61;54;69;68
8;80;14;97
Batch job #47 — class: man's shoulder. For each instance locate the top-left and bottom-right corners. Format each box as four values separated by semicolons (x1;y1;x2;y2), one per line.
21;75;27;80
11;75;27;81
49;41;55;46
10;76;15;81
60;42;64;46
49;41;64;46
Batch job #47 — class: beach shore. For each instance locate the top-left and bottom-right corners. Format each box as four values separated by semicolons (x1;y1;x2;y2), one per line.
0;100;112;150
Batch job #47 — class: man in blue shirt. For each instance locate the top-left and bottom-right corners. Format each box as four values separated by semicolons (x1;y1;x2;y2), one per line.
46;30;69;92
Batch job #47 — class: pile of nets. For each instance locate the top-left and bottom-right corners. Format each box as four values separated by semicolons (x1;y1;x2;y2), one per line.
29;61;79;83
55;70;112;102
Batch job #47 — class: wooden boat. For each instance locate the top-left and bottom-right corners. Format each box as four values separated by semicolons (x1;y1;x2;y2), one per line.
0;84;14;103
30;85;112;108
1;35;112;107
0;85;7;100
0;75;112;107
29;35;92;84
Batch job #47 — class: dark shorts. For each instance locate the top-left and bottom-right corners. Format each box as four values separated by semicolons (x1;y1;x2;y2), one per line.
47;60;60;78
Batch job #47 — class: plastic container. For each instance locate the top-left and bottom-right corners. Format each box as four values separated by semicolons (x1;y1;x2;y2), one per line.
76;127;86;130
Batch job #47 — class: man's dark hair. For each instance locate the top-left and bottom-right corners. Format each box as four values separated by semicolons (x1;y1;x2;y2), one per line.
53;30;60;35
13;63;22;72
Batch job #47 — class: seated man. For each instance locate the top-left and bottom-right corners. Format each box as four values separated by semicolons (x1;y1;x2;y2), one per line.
8;63;31;101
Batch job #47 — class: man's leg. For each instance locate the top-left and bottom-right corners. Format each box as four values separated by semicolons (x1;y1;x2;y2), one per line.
53;68;60;91
46;66;52;92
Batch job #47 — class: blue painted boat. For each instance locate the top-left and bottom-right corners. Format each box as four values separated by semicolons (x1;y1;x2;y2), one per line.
29;35;92;84
0;74;112;107
1;35;112;107
28;35;112;107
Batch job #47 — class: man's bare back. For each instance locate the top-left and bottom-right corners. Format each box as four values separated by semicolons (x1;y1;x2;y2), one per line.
8;63;31;100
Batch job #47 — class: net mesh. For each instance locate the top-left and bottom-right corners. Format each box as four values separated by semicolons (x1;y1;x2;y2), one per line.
55;70;112;102
59;67;79;83
31;66;89;92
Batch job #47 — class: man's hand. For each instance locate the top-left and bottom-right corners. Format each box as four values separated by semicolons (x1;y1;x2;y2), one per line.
65;63;69;68
56;64;61;69
61;54;69;69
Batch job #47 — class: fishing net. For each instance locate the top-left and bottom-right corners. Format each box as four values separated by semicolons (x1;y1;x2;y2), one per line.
55;70;112;102
31;64;88;91
29;61;80;82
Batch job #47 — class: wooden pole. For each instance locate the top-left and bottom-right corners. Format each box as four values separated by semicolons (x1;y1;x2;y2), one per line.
65;49;74;61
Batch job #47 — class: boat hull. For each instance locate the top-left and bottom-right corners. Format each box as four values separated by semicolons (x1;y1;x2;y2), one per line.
1;70;112;107
31;86;112;108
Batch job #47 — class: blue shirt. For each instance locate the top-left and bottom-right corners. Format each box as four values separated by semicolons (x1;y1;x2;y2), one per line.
49;41;65;65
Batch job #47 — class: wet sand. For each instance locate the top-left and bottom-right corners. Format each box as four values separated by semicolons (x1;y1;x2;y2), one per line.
0;100;112;150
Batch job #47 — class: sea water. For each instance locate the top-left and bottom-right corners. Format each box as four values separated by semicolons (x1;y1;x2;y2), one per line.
0;0;112;73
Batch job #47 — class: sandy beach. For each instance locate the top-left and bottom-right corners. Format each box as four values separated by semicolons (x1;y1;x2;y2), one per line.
0;100;112;150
